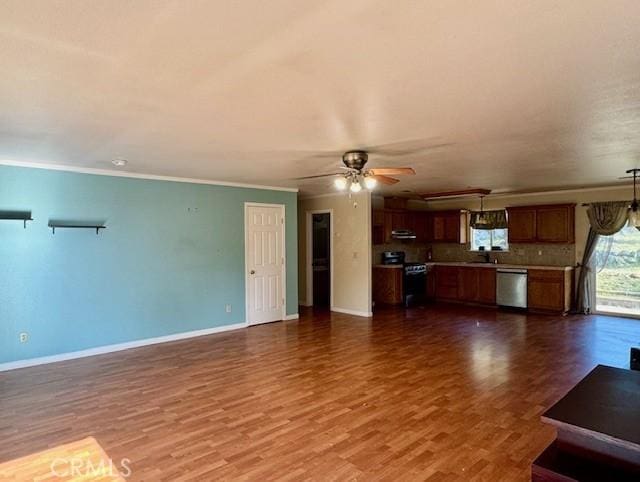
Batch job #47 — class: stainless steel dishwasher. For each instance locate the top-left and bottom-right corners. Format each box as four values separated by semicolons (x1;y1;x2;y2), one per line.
496;268;528;308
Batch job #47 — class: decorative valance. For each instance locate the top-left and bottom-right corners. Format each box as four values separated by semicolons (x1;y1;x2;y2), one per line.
469;209;507;230
586;201;629;235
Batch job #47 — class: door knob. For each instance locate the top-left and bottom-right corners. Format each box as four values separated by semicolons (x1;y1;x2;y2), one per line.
250;270;256;274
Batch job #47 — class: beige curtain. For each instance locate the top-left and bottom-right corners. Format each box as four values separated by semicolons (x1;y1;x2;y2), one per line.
586;201;629;235
575;201;629;313
469;210;507;230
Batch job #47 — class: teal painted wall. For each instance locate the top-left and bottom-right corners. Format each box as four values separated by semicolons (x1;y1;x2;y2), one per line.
0;165;298;364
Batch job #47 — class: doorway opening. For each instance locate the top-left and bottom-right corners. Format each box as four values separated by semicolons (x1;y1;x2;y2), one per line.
306;211;332;308
595;223;640;317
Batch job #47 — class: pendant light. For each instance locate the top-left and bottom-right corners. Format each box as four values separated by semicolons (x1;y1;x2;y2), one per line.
476;195;488;225
628;168;640;227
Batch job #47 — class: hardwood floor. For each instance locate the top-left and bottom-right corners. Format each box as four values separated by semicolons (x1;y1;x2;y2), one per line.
1;304;639;481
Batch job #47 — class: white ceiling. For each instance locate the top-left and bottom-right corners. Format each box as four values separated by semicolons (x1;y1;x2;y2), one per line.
1;0;640;195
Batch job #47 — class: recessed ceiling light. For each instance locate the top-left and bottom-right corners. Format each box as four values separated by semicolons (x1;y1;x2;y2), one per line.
112;158;128;167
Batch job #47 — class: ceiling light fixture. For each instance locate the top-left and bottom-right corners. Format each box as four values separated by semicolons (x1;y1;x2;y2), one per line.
628;168;640;227
334;177;348;190
364;176;378;190
476;195;488;225
349;179;363;193
111;158;128;167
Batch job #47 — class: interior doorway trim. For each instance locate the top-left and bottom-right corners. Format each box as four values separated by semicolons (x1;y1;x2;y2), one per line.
305;209;334;308
244;202;286;326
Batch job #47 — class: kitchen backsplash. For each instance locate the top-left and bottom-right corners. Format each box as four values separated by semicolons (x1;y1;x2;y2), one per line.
372;243;429;264
373;242;575;267
430;243;575;266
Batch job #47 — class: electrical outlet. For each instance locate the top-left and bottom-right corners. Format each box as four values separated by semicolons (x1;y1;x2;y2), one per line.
19;332;28;343
225;304;232;313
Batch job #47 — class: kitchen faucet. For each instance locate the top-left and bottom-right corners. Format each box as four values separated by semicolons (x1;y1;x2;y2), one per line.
478;252;491;263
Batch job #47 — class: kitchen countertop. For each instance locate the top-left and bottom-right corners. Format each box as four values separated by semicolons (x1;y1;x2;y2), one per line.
373;262;574;271
426;262;574;271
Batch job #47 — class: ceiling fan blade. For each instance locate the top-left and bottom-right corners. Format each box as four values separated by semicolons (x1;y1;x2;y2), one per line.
293;172;342;180
369;167;416;176
371;175;400;185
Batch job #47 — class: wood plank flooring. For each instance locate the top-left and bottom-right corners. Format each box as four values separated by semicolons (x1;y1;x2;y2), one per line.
1;304;639;481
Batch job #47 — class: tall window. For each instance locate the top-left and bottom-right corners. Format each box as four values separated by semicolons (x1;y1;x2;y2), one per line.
470;227;508;251
595;224;640;316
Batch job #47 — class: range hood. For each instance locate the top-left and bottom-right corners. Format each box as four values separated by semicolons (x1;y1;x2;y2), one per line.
391;229;416;240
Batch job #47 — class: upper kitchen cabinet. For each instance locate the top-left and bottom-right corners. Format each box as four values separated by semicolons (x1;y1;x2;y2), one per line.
506;207;537;243
431;210;467;244
372;210;386;245
536;205;575;243
507;204;575;244
372;209;412;244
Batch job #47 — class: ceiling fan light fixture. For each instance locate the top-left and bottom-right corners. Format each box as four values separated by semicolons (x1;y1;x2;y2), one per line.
364;176;377;190
350;180;362;193
334;177;348;190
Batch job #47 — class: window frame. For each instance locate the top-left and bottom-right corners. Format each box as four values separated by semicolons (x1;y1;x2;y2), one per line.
469;226;509;252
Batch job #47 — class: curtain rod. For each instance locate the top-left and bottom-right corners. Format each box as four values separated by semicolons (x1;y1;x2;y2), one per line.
581;201;630;206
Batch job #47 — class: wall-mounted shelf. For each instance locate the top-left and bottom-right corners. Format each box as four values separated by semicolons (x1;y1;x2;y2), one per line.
48;221;106;235
0;211;33;228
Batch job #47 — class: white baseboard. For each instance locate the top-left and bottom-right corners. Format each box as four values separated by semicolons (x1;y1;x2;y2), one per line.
284;313;299;320
331;306;373;318
0;322;247;373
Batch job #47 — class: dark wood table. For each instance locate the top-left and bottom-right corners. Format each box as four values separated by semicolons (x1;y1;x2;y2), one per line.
533;365;640;481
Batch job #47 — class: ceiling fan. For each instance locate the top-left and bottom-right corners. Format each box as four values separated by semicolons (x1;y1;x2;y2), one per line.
295;150;416;192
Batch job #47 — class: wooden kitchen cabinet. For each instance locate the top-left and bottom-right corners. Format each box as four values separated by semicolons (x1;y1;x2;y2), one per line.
431;210;467;244
477;268;497;304
528;269;572;313
507;207;537;243
434;265;459;299
507;204;575;244
456;267;496;304
457;267;479;302
372;210;385;245
372;209;414;244
536;205;575;243
372;267;403;305
408;211;429;242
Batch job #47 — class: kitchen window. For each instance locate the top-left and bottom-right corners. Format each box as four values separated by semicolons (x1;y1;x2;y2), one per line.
470;227;508;251
468;209;509;251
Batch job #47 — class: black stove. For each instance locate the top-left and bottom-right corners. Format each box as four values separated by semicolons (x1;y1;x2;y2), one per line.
403;262;427;307
381;252;427;307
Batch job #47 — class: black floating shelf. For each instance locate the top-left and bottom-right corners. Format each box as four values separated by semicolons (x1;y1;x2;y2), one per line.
48;221;106;235
0;210;33;228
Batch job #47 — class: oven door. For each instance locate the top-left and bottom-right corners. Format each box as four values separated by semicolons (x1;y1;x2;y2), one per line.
403;270;426;307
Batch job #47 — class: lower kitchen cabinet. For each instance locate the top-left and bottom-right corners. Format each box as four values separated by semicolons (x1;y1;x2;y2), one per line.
477;268;497;304
458;267;479;301
433;265;496;304
434;265;459;300
372;267;403;305
528;269;572;314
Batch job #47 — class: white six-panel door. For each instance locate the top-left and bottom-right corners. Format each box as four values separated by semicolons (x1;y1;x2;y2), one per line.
245;203;285;326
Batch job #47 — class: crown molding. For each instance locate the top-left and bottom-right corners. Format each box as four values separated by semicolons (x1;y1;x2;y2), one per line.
422;183;632;204
0;160;299;193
